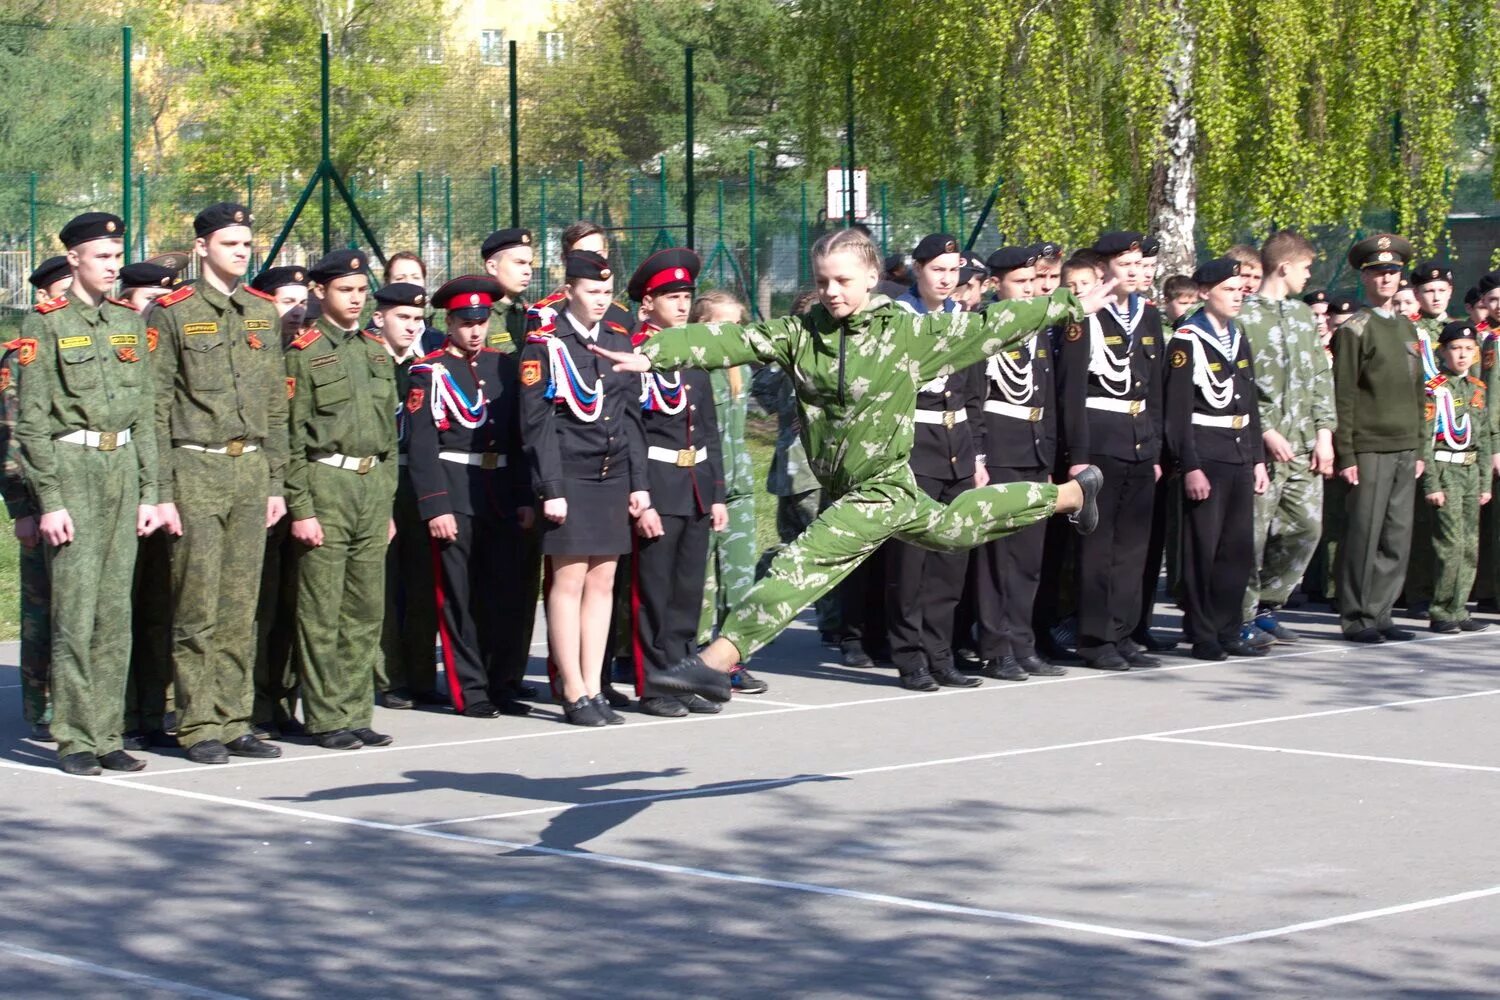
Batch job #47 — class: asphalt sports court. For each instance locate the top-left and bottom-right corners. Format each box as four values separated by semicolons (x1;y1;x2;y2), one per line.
2;602;1499;997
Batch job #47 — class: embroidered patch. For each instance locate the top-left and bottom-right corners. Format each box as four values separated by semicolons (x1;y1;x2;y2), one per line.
247;332;265;350
1104;336;1123;346
183;322;217;336
58;336;91;350
1170;349;1188;369
16;339;37;366
309;354;340;369
1208;362;1223;372
406;387;425;413
1425;400;1436;421
146;328;159;352
0;367;11;391
243;319;272;331
520;359;542;386
109;334;138;347
1141;337;1155;345
117;346;140;363
286;376;296;399
1065;322;1083;343
1236;358;1249;368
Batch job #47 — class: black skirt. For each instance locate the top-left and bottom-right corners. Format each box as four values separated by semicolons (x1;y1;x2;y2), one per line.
542;476;632;556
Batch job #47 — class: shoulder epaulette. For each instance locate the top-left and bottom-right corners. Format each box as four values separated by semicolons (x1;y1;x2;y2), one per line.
34;296;67;314
2;338;20;352
1425;374;1448;392
605;320;629;335
362;331;384;344
534;289;565;309
106;296;134;309
156;285;196;308
242;285;275;303
289;328;322;350
525;331;553;344
1470;375;1487;388
417;348;446;362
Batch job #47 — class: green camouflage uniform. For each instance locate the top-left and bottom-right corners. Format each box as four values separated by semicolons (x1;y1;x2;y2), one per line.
284;318;398;734
698;365;757;649
152;280;289;748
1420;367;1491;624
639;292;1077;658
1404;315;1447;607
15;295;158;759
0;342;50;726
1239;294;1335;620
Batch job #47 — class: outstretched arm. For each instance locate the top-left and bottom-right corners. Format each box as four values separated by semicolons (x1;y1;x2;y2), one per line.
593;315;799;374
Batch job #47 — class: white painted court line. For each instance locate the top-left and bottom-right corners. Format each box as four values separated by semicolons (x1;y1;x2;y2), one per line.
0;938;250;999
1144;736;1500;775
0;684;19;690
1201;884;1500;947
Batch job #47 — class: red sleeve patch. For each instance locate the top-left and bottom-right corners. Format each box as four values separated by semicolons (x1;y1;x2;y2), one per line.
286;376;296;399
520;359;543;387
146;327;160;352
15;339;37;366
406;387;425;413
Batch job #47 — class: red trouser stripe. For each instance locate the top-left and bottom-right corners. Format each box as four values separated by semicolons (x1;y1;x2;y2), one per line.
629;534;647;696
430;538;464;713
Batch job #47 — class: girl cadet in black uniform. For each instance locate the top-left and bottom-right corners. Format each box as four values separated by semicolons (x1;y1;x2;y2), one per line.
519;250;650;728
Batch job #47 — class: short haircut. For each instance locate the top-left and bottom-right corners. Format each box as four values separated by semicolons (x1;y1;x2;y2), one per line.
1225;244;1260;269
689;289;744;323
791;290;819;315
1062;251;1105;279
1259;230;1316;274
561;221;605;253
811;228;880;271
383;251;426;283
1163;274;1198;300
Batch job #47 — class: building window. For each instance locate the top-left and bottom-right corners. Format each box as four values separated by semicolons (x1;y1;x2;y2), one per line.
420;34;443;64
540;31;566;63
480;29;505;66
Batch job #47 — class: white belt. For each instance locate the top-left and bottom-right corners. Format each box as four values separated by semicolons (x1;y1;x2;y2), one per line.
913;408;968;427
314;453;382;474
1086;397;1147;416
648;445;707;468
1433;450;1478;465
57;428;132;451
178;440;259;456
439;450;508;469
1190;413;1250;429
984;400;1044;422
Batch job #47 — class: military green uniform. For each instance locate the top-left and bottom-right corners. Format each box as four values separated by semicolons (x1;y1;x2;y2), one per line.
698;365;757;649
0;342;50;727
1239;293;1335;621
284;318;399;735
639;292;1078;658
1403;315;1447;607
152;280;289;748
15;295;158;760
1421;368;1491;624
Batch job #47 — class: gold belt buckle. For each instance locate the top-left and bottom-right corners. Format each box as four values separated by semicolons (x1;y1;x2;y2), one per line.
96;431;118;452
1231;415;1246;430
1028;407;1042;422
676;448;696;468
1128;401;1143;416
1466;452;1478;465
481;453;499;471
225;439;245;457
942;411;956;429
356;456;374;475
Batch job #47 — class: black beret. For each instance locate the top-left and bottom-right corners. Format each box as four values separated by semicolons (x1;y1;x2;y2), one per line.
1328;295;1359;317
882;253;908;273
249;265;307;294
118;262;177;291
28;255;70;289
1397;276;1412;291
959;254;988;284
986;246;1039;276
1192;257;1243;287
1479;274;1500;296
372;282;429;310
1302;289;1330;306
1092;230;1144;256
627;247;700;302
1410;260;1453;287
1347;233;1412;271
306;249;369;284
1464;287;1482;307
1030;240;1063;260
194;202;254;239
1139;235;1161;257
480;228;532;259
59;212;123;248
912;233;961;263
564;250;613;282
1438;320;1478;346
432;275;503;319
147;251;190;275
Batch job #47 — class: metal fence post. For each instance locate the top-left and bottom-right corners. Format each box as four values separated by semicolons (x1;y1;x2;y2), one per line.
508;40;520;227
539;176;549;277
137;172;147;258
122;25;133;261
938;179;948;234
880;183;889;255
748;149;758;316
799;180;809;286
576;160;584;220
685;46;695;250
320;32;332;256
844;62;855;228
416;172;425;261
444;175;453;282
28;172;37;266
490;165;499;231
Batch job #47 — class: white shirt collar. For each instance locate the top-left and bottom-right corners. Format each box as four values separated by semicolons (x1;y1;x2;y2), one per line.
565;310;601;342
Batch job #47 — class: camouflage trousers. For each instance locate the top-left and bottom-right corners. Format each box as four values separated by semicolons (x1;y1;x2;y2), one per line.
776;490;841;635
719;467;1057;659
1304;477;1348;603
698;492;757;648
17;536;50;726
1243;454;1324;621
1427;460;1483;624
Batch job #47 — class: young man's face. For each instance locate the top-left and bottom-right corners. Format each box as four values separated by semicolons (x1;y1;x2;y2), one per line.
1310;301;1330;339
123;286;170;312
1063;265;1099;298
1137;256;1159;292
955;277;985;310
993;266;1037;301
1329;309;1355;331
1104;251;1142;298
565;277;614;324
1417;280;1452;319
445;315;488;354
37;275;72;302
815;250;878;320
1165;293;1198;323
1033;257;1061;296
1201;276;1246;320
1362;268;1402;305
314;274;369;328
1441;338;1478;375
1280;255;1314;296
1393;287;1419;318
915;252;961;304
272;284;309;326
1481;290;1500;321
1468;302;1490;328
485;246;534;298
1235;260;1263;295
198;226;253;281
569;233;607;256
67;238;124;298
641;289;693;330
386;259;425;287
377;304;425;353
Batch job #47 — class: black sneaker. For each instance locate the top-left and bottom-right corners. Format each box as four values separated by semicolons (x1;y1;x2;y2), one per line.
352;728;394;747
1068;465;1103;535
121;730;149;751
931;662;982;688
186;739;231;764
1459;619;1491;633
30;722;54;743
640;696;689;718
1016;655;1067;677
645;654;732;703
59;752;101;776
99;749;147;772
730;667;768;694
226;735;283;758
378;688;415;710
678;694;722;714
898;669;940;692
980;657;1029;682
841;646;875;668
1430;619;1462;634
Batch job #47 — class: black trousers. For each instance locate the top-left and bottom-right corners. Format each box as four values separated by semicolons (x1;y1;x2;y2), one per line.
839;541;889;657
1077;456;1157;656
1181;460;1255;645
1134;473;1174;638
976;465;1050;660
433;511;527;712
884;474;970;673
631;511;712;691
498;523;543;690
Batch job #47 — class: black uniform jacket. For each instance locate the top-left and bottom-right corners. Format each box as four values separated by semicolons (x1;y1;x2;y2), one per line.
1164;311;1265;472
1056;294;1165;465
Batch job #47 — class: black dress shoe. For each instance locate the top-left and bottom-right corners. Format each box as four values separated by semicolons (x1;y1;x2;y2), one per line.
352;728;394;747
898;669;940;692
1222;639;1267;657
591;694;627;725
1069;464;1103;535
1122;649;1162;669
646;654;732;703
250;722;281;740
509;681;540;700
1035;642;1083;666
1014;655;1065;677
1381;627;1416;641
411;690;451;707
563;696;608;727
1460;619;1490;632
226;735;282;758
147;730;180;749
59;752;101;776
679;693;722;714
1191;642;1228;661
98;749;147;772
280;718;308;737
461;701;502;719
1430;619;1462;634
378;688;415;710
30;723;54;743
186;739;230;764
980;657;1028;681
1082;651;1131;671
842;646;875;668
315;729;362;750
122;730;149;751
931;663;982;688
600;681;631;709
1132;630;1179;652
496;698;533;716
640;696;690;718
1346;628;1385;643
820;631;842;648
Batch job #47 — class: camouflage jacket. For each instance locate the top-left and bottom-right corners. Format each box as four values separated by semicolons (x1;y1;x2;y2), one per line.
1239;293;1335;453
710;366;755;501
750;363;818;496
0;344;35;518
1420;367;1491;495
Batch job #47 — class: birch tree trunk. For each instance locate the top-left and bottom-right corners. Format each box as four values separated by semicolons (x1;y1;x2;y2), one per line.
1148;1;1198;279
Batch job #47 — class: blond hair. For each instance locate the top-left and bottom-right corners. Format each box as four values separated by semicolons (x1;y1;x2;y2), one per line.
689;289;744;323
811;228;880;271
